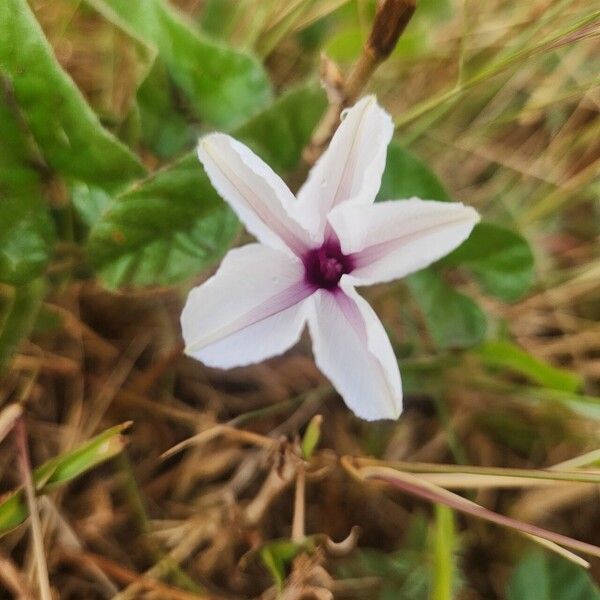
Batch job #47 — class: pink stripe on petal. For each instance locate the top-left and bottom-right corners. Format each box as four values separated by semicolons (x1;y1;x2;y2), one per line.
333;288;368;339
307;284;402;420
186;281;314;354
328;200;480;286
351;214;474;268
296;97;394;242
199;135;311;256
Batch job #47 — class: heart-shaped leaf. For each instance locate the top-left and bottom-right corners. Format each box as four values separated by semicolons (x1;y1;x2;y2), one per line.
407;270;487;349
442;222;535;301
88;0;272;129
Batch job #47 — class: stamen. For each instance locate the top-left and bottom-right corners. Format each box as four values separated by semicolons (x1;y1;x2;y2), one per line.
303;239;354;290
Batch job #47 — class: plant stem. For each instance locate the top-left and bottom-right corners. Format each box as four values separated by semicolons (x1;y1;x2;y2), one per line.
291;466;306;542
299;0;416;171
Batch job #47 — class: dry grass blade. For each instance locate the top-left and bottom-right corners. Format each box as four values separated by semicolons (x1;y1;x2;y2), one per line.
0;553;35;599
161;424;277;460
354;457;600;484
344;461;600;565
14;419;52;600
64;550;224;600
0;403;22;444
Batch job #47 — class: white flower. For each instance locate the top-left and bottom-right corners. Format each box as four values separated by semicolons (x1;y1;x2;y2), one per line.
181;96;479;421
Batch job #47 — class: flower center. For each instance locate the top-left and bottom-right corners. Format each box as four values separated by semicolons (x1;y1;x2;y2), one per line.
303;239;354;290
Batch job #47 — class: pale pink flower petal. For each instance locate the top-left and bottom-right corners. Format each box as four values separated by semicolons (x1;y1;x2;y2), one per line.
181;244;312;368
184;96;481;421
307;279;402;421
198;134;313;256
328;199;480;286
296;96;393;241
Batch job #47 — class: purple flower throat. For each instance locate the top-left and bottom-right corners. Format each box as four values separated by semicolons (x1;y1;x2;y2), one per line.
303;238;354;290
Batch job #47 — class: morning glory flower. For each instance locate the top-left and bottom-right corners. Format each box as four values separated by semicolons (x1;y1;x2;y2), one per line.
181;97;479;421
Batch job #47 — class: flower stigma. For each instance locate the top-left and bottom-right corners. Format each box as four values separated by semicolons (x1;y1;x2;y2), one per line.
303;238;354;290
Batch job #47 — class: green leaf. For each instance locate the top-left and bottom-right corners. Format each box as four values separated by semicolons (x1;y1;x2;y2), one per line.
0;279;45;368
34;422;130;489
234;85;327;173
0;423;129;535
378;142;450;202
301;415;322;460
89;84;326;287
507;551;600;600
478;340;582;393
88;0;272;129
0;493;27;535
70;181;113;229
0;0;146;191
0;80;55;285
136;61;196;160
88;153;239;287
407;270;486;349
0;198;54;285
259;539;310;591
442;222;535;301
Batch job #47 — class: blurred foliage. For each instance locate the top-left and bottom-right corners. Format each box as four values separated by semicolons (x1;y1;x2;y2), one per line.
508;550;600;600
337;513;464;599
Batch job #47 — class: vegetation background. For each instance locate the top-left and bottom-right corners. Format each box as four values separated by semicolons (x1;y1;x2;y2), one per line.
0;0;599;598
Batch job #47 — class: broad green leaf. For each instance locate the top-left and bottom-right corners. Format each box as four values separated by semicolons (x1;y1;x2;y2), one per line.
507;551;600;600
0;198;54;285
0;0;145;191
0;78;40;199
89;84;326;287
88;0;272;129
88;153;239;287
0;279;45;368
136;61;196;160
70;181;113;229
478;340;582;393
0;423;129;535
378;142;450;202
442;222;535;301
0;81;54;285
234;84;327;173
407;270;486;349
